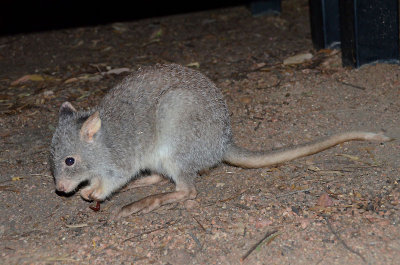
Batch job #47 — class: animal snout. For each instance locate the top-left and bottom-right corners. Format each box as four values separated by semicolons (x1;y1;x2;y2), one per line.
56;180;75;193
56;182;67;192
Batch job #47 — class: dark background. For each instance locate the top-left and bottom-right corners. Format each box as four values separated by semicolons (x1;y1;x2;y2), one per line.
0;0;250;35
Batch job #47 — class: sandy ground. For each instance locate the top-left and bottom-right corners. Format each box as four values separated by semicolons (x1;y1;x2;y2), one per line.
1;1;399;264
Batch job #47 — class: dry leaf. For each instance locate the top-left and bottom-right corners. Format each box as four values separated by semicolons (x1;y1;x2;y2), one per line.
283;53;313;65
112;23;129;33
216;183;225;187
72;40;84;48
11;74;45;86
64;77;79;84
308;165;321;172
66;223;88;228
105;68;130;75
338;154;360;161
150;28;163;40
78;74;102;82
101;46;113;52
186;62;200;68
317;193;333;207
239;96;252;104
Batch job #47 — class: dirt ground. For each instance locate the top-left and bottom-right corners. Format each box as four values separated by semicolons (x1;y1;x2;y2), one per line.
1;1;399;264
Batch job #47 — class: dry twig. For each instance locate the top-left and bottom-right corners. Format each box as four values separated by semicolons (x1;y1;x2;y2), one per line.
219;189;247;203
241;229;281;262
324;216;367;264
188;231;203;250
336;79;366;90
122;219;178;243
192;216;209;233
276;188;312;198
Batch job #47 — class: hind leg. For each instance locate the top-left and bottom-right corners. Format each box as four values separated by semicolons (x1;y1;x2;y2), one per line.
114;177;197;219
121;174;169;192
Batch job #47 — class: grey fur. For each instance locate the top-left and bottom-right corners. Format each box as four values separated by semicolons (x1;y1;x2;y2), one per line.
51;64;232;201
50;64;391;215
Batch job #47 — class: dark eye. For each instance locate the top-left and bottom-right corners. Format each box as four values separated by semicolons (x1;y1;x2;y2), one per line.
65;157;75;166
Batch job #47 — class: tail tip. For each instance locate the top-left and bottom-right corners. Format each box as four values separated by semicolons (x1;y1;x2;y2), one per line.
365;132;394;142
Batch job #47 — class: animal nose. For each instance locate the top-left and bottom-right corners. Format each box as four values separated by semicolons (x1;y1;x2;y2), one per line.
56;182;66;192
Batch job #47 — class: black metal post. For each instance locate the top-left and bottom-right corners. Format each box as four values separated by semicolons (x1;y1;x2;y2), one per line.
309;0;341;49
339;0;399;67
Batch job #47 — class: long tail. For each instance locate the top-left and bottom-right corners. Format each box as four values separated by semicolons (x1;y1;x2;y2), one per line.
223;131;392;168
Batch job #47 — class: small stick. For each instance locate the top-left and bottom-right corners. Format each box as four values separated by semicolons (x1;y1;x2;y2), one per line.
241;230;280;262
122;220;178;243
219;189;247;203
276;188;312;198
193;216;207;233
324;216;367;264
336;80;366;90
30;173;52;178
188;231;203;250
0;185;19;192
103;222;159;251
89;201;101;212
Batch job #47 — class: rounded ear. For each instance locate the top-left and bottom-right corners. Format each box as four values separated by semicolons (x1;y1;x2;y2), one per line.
80;111;102;143
59;102;77;118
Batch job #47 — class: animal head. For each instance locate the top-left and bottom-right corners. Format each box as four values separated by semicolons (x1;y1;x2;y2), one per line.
50;102;104;194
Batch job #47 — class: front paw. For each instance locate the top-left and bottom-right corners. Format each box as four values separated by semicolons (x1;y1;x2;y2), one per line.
80;179;106;201
80;186;95;201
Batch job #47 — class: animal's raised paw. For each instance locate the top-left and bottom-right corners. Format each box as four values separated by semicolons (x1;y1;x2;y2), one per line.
80;186;95;201
80;178;107;201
